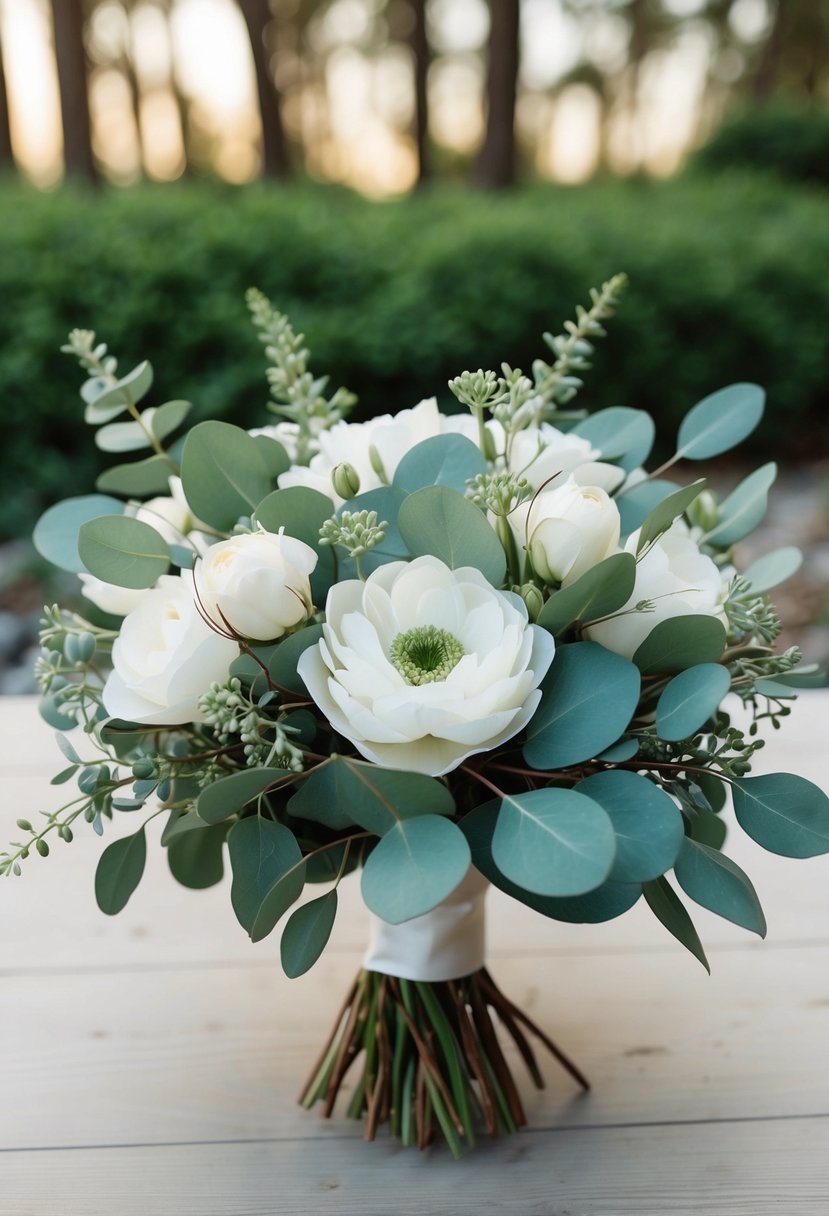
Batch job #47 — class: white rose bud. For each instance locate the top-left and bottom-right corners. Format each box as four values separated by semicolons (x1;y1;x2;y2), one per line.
195;529;318;641
517;476;621;587
102;573;239;726
585;521;728;660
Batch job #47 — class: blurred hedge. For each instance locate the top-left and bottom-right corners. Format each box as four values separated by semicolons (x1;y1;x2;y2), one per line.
695;104;829;188
2;173;828;538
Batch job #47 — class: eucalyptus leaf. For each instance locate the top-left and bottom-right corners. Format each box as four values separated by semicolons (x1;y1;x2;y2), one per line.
151;399;191;442
196;767;289;825
633;616;726;675
616;479;681;538
656;663;731;741
84;361;154;424
675;383;765;460
597;738;639;762
227;816;304;935
742;546;802;593
96;455;175;498
167;823;227;889
460;800;641;923
524;642;640;770
732;773;829;858
636;479;707;554
360;815;471;924
393;434;486;495
537;552;636;635
704;463;776;546
572;407;655;471
95;417;154;453
289;755;454;835
674;837;766;936
33;494;125;573
78;514;170;589
180;421;271;530
252;435;291;479
688;810;727;850
397;485;506;587
643;875;710;972
95;827;146;915
575;770;684;883
280;890;338;978
491;787;616;896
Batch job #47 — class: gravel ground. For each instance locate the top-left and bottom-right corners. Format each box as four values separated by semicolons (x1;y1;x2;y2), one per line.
1;463;827;695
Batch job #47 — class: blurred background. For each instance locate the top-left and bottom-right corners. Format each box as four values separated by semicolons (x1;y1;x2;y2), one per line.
0;0;827;691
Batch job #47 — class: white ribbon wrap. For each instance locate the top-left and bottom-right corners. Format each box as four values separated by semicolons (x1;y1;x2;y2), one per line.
363;867;489;982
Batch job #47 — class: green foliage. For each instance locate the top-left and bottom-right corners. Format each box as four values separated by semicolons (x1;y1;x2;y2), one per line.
94;827;147;915
227;815;304;935
574;771;684;883
281;891;338;978
537;552;636;635
360;815;471;923
732;773;829;858
632;616;727;674
397;485;507;586
655;664;732;742
180;420;271;530
675;383;765;460
695;105;829;188
673;838;766;937
77;514;171;588
4;176;829;539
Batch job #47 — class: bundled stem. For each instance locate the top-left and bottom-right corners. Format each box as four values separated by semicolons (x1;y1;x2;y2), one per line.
299;967;589;1157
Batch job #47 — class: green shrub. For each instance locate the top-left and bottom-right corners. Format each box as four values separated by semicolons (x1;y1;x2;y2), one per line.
695;104;829;187
2;175;828;538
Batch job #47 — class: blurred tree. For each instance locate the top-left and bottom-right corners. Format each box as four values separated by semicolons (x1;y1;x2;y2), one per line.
408;0;431;185
0;22;13;170
474;0;520;187
50;0;98;183
237;0;292;179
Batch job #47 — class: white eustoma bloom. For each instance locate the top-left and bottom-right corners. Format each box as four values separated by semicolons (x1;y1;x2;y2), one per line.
297;555;555;777
585;521;728;659
513;475;621;587
78;575;148;618
194;529;317;641
102;573;239;726
278;398;450;504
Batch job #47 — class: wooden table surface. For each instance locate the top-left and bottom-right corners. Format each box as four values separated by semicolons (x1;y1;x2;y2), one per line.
2;693;829;1215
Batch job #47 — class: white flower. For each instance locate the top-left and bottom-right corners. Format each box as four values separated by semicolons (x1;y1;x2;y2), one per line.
248;421;304;462
505;423;601;489
194;528;317;641
78;575;148;618
515;475;621;586
297;555;555;777
102;573;239;725
585;521;728;659
278;398;449;504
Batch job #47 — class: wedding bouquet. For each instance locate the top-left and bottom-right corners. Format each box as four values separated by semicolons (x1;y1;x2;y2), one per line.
6;275;829;1156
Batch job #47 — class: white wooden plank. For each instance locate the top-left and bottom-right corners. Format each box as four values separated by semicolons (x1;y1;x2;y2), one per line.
2;946;828;1151
2;1116;828;1216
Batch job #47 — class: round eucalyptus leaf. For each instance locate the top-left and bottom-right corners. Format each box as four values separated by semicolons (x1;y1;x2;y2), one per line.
537;552;636;636
252;435;291;479
291;756;454;837
228;816;304;935
742;546;802;594
84;360;154;423
676;383;765;460
397;485;506;587
492;787;616;896
95;827;147;915
167;823;227;890
656;663;731;741
78;514;171;589
361;814;471;924
197;767;288;825
732;773;829;858
575;770;684;883
524;642;640;770
572;407;655;471
617;479;681;538
704;463;777;546
33;494;125;572
633;615;726;675
180;420;271;531
151;399;191;442
96;455;175;498
393;434;486;495
460;800;640;923
674;837;766;936
95;417;154;453
280;890;338;978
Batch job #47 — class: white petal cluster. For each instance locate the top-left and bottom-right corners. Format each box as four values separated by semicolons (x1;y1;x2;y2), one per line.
513;473;621;586
586;521;729;659
297;555;555;777
102;572;239;725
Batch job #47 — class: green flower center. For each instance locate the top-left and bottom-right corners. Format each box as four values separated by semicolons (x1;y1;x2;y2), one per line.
389;625;465;686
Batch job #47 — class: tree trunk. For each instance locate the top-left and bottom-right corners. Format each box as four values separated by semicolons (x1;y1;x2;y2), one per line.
0;23;14;170
474;0;520;188
752;0;785;103
50;0;98;183
409;0;431;185
121;3;146;174
237;0;291;180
